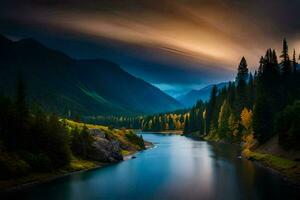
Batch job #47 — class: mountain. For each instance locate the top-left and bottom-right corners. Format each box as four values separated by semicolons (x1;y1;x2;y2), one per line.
0;35;182;116
177;82;229;107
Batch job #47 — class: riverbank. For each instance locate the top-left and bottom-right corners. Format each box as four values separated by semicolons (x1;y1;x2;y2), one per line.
141;130;183;135
242;134;300;184
1;140;154;193
0;158;104;192
8;132;299;199
201;133;300;184
242;149;300;183
157;130;183;135
0;120;154;193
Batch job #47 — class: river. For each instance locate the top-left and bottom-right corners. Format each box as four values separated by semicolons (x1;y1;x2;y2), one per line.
10;132;300;200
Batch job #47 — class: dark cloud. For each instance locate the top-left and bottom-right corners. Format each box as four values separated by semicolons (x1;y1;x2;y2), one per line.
0;0;300;96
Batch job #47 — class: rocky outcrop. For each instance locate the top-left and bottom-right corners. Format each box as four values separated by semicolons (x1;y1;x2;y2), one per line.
88;129;123;162
88;129;106;138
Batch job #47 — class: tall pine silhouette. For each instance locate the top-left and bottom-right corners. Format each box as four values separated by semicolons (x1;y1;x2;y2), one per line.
280;38;291;75
235;57;249;115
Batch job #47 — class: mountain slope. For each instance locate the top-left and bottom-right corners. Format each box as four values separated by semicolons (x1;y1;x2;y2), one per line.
0;35;182;116
177;82;228;107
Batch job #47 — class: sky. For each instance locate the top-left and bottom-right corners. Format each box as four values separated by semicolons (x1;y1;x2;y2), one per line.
1;0;300;97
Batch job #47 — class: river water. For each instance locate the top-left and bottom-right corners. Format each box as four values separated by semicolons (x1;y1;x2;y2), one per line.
10;133;300;200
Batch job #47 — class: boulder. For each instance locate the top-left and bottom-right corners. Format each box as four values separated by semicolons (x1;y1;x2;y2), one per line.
88;129;106;138
88;137;123;162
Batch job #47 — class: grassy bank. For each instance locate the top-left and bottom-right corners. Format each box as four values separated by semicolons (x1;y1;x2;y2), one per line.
201;132;300;183
141;130;183;135
0;158;103;191
0;119;149;192
65;119;146;152
242;149;300;183
156;130;183;135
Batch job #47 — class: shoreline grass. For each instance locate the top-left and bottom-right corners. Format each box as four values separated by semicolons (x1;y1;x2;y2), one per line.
242;149;300;183
0;158;103;192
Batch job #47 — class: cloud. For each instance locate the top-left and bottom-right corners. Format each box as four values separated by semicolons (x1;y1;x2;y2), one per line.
1;0;300;91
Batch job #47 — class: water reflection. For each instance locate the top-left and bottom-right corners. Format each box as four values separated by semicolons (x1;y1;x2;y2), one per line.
8;133;300;200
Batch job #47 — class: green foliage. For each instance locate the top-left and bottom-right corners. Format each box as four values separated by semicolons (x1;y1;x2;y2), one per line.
280;38;292;76
252;97;273;143
182;38;299;148
71;126;95;159
0;76;72;179
242;149;300;181
90;38;299;150
45;115;71;168
276;100;300;150
142;112;187;132
216;100;229;139
125;131;145;150
0;149;31;179
206;85;218;131
236;57;249;84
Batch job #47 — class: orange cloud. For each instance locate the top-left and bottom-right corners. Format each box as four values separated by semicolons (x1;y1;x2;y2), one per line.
5;0;300;71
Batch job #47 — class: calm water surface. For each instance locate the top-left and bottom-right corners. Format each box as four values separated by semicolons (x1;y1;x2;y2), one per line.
10;133;300;200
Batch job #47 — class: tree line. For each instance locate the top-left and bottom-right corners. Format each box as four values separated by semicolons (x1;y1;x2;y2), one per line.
183;38;300;149
86;109;190;132
0;76;96;179
100;38;299;150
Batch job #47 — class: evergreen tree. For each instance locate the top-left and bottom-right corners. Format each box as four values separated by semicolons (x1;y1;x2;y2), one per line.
253;98;273;143
236;57;249;83
276;100;300;150
45;114;71;168
248;73;255;108
280;38;291;75
0;96;15;149
292;49;297;74
206;85;218;131
226;82;235;108
217;100;231;139
183;115;190;134
235;57;249;115
14;73;30;149
228;113;239;141
252;49;280;143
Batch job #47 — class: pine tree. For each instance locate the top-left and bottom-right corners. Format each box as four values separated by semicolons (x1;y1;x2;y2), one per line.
252;49;280;143
228;113;239;140
236;57;249;83
235;57;249;115
252;97;273;143
206;85;218;131
14;73;30;149
292;49;297;74
217;100;231;139
183;115;190;134
280;38;291;75
248;73;255;108
46;114;71;168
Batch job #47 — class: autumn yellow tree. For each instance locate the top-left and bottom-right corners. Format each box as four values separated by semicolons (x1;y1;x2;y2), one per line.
240;107;257;149
240;107;252;134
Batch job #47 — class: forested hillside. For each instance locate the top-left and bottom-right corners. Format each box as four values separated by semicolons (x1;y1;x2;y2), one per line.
183;39;300;150
102;39;300;152
0;77;146;187
0;35;182;116
85;109;189;132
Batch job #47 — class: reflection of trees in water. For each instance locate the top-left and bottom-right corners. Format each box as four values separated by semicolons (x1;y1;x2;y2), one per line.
208;141;299;200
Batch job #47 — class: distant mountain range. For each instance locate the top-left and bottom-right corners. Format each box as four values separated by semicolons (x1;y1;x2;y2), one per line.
177;82;229;107
0;35;182;116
